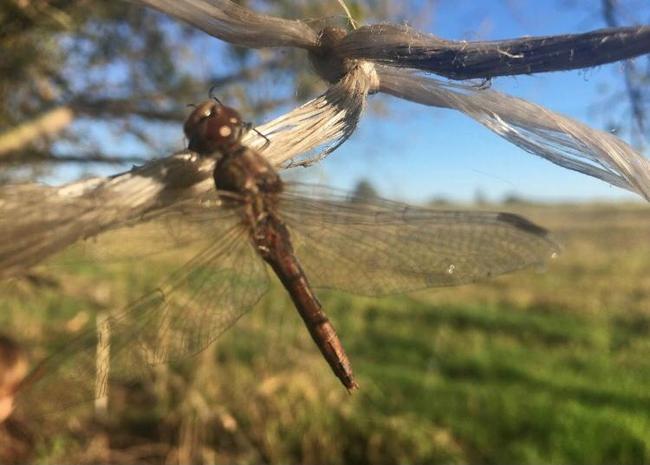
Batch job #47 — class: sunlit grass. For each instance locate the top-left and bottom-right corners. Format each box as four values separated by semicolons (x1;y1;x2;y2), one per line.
2;203;650;464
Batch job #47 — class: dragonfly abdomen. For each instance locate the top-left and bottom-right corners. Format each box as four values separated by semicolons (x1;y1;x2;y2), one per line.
255;214;358;391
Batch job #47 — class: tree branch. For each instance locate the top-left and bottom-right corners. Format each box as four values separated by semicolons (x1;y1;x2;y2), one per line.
0;106;74;157
602;0;647;140
0;149;149;166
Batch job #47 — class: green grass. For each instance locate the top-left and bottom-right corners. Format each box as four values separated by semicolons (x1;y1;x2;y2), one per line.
2;203;650;464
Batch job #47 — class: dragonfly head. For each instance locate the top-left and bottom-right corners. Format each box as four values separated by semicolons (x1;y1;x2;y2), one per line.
184;99;245;156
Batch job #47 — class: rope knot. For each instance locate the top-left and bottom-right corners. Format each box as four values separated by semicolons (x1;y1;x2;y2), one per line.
309;26;351;84
309;26;379;93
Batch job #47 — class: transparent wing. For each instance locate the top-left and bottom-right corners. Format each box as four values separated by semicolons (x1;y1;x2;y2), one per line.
38;194;239;271
14;182;558;420
279;184;559;296
15;197;268;420
117;221;269;363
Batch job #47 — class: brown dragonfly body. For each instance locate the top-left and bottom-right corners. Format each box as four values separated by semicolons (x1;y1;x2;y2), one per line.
186;100;357;389
14;98;560;419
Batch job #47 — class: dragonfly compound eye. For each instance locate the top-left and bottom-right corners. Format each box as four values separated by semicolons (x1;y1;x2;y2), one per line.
184;100;244;156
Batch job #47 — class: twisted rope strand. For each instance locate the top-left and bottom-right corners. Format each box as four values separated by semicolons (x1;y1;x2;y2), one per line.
1;0;649;277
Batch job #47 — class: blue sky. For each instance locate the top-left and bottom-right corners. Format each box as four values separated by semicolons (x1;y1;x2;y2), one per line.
296;0;650;203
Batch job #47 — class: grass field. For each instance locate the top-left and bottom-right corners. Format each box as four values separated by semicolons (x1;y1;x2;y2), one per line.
1;202;650;464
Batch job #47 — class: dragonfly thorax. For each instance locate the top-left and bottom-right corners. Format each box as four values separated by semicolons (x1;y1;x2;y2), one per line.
214;146;283;200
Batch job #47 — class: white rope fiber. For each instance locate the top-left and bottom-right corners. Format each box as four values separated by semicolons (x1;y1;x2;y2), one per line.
378;66;650;199
0;64;373;278
1;0;648;278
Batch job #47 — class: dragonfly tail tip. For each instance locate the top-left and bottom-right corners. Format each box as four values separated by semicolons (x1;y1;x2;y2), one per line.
346;380;360;393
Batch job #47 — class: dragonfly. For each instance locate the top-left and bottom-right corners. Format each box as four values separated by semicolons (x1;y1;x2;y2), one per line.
15;97;559;418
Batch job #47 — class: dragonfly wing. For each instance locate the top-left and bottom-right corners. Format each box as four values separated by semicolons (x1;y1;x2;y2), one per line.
279;184;559;296
118;222;269;364
37;191;238;271
15;197;268;420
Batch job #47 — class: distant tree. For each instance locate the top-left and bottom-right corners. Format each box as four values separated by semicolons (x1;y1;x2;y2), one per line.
597;0;649;147
0;0;395;181
502;192;528;205
428;196;451;207
473;188;487;206
350;178;379;203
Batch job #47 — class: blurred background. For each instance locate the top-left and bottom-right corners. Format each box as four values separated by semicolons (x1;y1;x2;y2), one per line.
1;0;650;464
